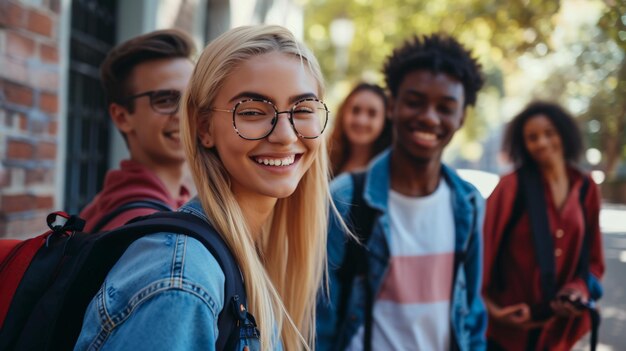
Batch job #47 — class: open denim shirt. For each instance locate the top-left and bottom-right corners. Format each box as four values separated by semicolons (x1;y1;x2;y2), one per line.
316;149;487;351
74;197;280;351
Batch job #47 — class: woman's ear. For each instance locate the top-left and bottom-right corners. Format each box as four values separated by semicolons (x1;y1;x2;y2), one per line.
198;117;214;148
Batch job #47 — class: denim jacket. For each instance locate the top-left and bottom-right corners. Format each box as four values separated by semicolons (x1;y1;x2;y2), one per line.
74;198;279;351
316;150;487;351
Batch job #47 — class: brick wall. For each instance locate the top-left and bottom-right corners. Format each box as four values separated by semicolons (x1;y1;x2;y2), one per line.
0;0;62;239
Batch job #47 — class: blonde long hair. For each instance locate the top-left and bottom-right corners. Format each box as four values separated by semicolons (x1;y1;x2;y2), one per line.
180;25;329;350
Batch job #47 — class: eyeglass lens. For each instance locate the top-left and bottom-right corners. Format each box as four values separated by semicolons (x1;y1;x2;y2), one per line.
234;100;327;139
150;90;181;114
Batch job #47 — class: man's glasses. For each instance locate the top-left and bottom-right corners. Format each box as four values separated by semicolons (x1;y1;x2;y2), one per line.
211;98;329;140
121;90;181;115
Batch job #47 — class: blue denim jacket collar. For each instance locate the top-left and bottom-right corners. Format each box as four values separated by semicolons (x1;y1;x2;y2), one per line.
179;196;210;223
361;149;478;254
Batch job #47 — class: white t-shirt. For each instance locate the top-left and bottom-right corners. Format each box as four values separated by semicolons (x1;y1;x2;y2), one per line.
347;180;455;350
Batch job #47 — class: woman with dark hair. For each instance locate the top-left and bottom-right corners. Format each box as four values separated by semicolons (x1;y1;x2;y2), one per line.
482;101;605;351
328;83;391;176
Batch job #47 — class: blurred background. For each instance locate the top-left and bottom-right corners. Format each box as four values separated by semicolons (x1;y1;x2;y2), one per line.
0;0;625;348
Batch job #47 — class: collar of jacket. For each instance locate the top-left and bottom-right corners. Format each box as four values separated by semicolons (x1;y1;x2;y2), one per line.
361;148;480;253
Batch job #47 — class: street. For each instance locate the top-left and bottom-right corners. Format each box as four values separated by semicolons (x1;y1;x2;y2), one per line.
575;205;626;350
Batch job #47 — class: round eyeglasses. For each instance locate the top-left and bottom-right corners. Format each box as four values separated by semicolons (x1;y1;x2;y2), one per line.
211;98;329;140
121;89;181;115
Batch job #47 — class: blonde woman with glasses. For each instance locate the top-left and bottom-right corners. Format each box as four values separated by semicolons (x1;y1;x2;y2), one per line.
74;25;331;351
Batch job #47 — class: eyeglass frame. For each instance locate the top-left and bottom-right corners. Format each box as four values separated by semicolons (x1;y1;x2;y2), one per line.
120;89;182;115
210;97;330;140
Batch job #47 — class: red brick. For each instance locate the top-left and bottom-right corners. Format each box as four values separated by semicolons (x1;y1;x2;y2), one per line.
0;213;50;239
26;9;54;37
35;195;54;209
40;92;58;113
6;30;36;58
25;168;53;185
37;141;57;159
0;2;26;28
1;194;33;213
48;120;57;135
39;43;58;63
3;82;33;107
7;139;34;159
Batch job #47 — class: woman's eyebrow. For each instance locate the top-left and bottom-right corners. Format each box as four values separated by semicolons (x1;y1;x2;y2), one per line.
229;92;319;104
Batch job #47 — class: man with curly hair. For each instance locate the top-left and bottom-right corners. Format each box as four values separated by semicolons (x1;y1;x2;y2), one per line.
317;34;487;351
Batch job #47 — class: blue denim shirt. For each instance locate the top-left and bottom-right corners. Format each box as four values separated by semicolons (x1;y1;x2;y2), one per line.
316;150;487;351
74;198;280;351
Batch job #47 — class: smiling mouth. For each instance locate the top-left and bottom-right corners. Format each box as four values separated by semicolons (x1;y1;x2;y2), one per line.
414;131;437;141
253;154;298;166
165;131;180;140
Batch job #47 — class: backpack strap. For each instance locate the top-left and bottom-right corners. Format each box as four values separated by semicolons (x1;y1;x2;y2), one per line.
89;199;172;233
336;172;378;351
575;176;591;280
14;211;255;350
519;166;558;314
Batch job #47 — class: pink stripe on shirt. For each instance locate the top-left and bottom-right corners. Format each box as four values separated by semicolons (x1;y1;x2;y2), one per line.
377;253;454;304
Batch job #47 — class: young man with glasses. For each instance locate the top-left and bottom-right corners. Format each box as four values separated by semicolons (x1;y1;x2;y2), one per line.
317;34;487;351
80;29;195;232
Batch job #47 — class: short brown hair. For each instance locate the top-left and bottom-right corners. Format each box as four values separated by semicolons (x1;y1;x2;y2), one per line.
100;29;196;112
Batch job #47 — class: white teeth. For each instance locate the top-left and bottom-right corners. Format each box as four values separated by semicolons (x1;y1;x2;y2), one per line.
415;131;436;141
254;155;296;166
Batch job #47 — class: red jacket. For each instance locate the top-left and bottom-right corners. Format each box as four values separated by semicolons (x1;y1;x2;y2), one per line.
483;168;605;351
80;160;190;232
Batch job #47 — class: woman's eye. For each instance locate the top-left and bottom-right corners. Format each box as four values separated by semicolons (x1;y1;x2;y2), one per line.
238;110;266;116
294;108;314;114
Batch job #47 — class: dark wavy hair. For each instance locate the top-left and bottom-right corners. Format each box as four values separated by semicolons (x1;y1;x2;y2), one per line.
503;101;583;167
383;33;484;106
328;83;392;176
100;29;196;112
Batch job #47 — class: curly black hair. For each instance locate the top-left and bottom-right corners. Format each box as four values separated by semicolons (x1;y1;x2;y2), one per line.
383;34;484;106
503;101;583;167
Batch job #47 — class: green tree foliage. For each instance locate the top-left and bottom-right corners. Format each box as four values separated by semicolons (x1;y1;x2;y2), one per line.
542;3;626;179
304;0;561;87
303;0;562;164
303;0;626;178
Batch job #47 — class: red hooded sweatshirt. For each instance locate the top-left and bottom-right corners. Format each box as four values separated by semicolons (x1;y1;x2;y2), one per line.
80;160;190;232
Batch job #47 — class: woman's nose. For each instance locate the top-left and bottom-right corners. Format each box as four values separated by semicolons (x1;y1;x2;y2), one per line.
267;113;298;144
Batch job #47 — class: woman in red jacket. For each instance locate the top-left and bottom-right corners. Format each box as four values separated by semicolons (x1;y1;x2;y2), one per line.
483;101;605;351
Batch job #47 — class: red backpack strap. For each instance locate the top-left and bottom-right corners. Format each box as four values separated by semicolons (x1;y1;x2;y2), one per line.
0;234;49;328
0;240;22;263
0;211;77;329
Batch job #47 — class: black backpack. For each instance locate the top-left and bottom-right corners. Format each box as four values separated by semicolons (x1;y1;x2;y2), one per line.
0;211;259;350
